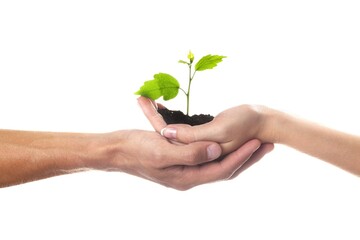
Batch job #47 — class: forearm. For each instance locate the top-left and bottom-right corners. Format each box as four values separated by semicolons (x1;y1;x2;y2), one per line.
0;130;120;187
260;109;360;176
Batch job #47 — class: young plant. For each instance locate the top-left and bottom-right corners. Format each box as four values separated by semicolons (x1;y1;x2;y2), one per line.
135;51;226;116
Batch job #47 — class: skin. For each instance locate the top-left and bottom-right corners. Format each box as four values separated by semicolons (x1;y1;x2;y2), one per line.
141;98;360;177
0;106;273;190
137;97;275;179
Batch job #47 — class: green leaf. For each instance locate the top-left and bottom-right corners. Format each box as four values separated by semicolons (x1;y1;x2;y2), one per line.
195;54;226;71
154;73;180;100
134;79;162;100
134;73;180;101
178;60;189;65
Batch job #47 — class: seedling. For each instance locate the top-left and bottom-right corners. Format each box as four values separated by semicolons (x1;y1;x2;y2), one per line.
135;51;226;116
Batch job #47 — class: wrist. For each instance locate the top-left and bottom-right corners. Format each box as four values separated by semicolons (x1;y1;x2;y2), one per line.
84;131;128;172
254;106;285;144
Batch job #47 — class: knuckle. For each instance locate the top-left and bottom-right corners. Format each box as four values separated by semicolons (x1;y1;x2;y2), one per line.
173;182;193;191
168;174;194;191
177;185;192;191
150;149;167;167
164;180;191;191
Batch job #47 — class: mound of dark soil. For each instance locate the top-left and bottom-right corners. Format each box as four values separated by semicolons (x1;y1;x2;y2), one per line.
158;108;213;126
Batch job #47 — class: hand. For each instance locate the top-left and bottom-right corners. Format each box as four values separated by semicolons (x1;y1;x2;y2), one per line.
0;128;267;189
137;97;274;174
101;130;265;190
138;97;360;177
165;105;270;154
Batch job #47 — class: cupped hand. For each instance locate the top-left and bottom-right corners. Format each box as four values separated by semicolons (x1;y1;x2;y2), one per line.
137;96;274;174
106;130;266;190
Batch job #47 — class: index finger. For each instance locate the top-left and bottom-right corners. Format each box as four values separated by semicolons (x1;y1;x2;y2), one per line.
137;96;167;132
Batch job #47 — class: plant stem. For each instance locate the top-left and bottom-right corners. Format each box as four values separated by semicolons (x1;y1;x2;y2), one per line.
179;87;187;95
186;63;192;115
185;63;198;115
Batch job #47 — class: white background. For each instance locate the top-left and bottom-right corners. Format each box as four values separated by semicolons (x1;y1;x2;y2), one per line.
1;1;359;239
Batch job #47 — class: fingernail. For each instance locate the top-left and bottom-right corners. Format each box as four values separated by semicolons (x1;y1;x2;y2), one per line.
207;144;221;161
160;127;177;139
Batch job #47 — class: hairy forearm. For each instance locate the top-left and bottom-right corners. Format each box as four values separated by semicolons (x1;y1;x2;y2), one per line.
0;130;120;187
260;109;360;176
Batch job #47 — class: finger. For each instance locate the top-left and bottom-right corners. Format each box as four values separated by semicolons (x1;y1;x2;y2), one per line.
177;139;262;189
137;96;167;131
160;119;223;144
162;141;223;167
229;143;274;179
161;121;241;154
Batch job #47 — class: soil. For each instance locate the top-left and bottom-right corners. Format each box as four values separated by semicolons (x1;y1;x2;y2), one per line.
158;108;214;126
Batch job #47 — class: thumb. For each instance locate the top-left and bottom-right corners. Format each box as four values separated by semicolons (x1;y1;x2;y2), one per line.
160;122;221;144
